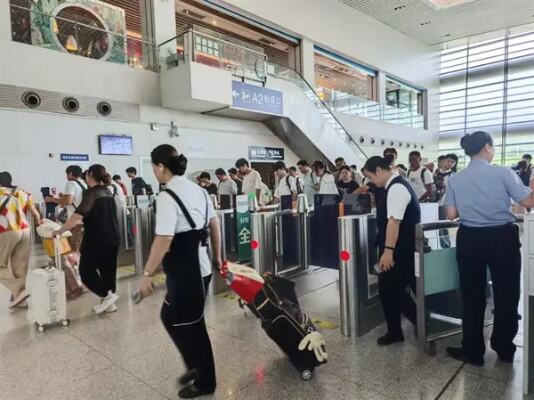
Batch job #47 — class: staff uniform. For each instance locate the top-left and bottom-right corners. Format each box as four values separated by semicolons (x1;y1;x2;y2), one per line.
444;159;531;360
156;175;216;392
76;186;119;297
376;173;420;338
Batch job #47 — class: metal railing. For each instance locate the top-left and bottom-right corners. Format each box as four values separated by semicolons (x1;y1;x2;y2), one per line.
415;218;524;355
10;4;158;72
159;27;425;131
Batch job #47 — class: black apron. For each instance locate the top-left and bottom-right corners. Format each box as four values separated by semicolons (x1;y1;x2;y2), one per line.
161;188;209;326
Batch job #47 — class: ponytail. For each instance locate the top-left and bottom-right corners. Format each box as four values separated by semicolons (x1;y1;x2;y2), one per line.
87;164;111;185
151;144;187;176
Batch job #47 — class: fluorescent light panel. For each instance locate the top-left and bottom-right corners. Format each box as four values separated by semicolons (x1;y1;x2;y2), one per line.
422;0;479;10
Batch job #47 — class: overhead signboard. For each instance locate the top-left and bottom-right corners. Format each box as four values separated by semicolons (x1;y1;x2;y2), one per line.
232;81;283;115
248;146;284;161
60;153;89;162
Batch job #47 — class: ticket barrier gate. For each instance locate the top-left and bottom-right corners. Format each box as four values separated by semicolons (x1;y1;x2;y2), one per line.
250;194;310;276
133;207;155;275
338;214;383;337
210;208;238;295
524;213;534;395
413;220;518;355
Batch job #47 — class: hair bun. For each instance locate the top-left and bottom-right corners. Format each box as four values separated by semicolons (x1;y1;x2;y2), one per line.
169;154;188;175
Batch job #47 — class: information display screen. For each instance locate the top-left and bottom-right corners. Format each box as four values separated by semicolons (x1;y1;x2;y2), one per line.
98;135;133;155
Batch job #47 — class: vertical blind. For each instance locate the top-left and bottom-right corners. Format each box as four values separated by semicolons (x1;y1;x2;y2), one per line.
439;24;534;165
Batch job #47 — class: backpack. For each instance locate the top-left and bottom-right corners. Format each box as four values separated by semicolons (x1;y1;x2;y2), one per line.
433;170;453;201
286;176;302;195
145;184;154;196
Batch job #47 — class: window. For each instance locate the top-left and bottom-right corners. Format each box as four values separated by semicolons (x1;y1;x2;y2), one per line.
439;24;534;165
386;77;423;114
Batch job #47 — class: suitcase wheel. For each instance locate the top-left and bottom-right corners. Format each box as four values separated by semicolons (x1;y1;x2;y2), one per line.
62;319;70;327
301;370;313;381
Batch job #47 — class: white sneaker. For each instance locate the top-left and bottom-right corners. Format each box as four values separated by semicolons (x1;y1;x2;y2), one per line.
93;292;119;315
105;304;118;313
8;290;30;309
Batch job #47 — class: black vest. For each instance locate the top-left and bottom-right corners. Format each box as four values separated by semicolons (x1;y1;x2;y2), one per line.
376;175;421;259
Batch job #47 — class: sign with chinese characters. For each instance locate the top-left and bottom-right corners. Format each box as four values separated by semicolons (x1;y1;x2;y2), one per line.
60;153;89;162
248;146;284;161
232;81;283;115
236;195;251;263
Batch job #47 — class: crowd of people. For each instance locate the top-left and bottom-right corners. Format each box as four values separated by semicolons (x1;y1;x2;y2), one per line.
2;135;534;397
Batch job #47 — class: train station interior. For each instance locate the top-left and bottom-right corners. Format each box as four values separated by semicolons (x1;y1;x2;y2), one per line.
2;0;534;399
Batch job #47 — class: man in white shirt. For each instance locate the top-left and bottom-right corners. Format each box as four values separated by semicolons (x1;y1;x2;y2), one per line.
215;168;238;198
45;165;87;253
407;151;434;202
297;160;316;207
272;161;297;204
235;158;262;201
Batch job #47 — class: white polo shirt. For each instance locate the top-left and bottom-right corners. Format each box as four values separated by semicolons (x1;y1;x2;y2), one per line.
63;179;86;217
386;173;412;220
241;169;263;196
407;166;434;199
275;175;297;198
156;175;216;277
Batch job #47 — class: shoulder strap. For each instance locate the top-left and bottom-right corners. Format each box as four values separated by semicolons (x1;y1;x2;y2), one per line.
0;187;17;214
285;176;292;192
74;180;86;191
203;191;209;229
161;188;197;229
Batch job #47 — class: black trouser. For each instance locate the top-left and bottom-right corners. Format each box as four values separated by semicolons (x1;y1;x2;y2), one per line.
457;224;521;359
161;301;216;391
79;243;118;298
378;253;417;337
203;274;212;294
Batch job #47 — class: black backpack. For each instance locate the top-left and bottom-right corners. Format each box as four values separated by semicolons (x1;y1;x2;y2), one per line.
286;176;302;194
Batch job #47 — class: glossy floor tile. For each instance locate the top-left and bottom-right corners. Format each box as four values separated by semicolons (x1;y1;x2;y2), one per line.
0;254;528;400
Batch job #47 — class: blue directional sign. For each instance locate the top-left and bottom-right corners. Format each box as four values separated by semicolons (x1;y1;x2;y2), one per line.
232;81;283;115
60;153;89;162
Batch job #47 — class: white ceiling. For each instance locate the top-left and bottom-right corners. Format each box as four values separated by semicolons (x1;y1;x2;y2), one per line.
337;0;534;45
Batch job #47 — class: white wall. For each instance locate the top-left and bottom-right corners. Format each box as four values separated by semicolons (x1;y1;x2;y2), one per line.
219;0;440;134
334;112;439;165
0;107;299;197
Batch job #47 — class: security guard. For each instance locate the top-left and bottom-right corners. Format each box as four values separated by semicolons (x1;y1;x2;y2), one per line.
363;156;420;345
444;131;534;366
138;144;221;398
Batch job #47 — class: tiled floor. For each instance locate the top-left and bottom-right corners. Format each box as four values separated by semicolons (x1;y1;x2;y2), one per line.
0;250;531;400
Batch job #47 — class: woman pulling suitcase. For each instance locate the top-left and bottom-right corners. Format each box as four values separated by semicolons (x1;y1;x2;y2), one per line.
138;144;222;399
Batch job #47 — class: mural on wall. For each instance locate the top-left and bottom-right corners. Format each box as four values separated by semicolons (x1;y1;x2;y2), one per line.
28;0;126;64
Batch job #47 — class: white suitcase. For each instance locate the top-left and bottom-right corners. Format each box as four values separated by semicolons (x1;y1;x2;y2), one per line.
28;238;70;332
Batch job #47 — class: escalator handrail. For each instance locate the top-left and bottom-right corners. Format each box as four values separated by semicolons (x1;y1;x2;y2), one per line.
265;62;368;160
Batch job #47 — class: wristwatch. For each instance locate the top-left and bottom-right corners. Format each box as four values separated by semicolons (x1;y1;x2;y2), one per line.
385;246;395;252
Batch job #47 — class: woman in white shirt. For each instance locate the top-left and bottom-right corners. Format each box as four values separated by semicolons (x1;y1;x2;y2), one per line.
312;160;338;195
138;144;221;399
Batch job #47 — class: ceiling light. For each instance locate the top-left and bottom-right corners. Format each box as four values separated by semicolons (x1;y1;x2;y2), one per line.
422;0;478;10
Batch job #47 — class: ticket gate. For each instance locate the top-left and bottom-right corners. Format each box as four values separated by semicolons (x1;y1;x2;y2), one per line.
338;214;383;337
250;194;310;276
133;207;155;275
524;213;534;395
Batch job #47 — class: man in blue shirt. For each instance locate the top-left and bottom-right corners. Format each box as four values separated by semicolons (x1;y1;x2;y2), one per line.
444;131;534;366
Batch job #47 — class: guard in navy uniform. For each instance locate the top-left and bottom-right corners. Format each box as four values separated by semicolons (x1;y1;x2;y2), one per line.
363;156;421;346
138;144;222;399
444;131;534;366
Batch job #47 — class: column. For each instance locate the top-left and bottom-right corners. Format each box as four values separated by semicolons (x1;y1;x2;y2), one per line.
149;0;178;69
299;38;316;86
0;0;11;43
376;71;387;104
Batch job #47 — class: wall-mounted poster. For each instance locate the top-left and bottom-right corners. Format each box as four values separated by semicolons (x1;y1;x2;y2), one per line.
29;0;126;64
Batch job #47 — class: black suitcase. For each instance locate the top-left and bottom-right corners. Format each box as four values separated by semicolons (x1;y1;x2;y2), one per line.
245;275;327;380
